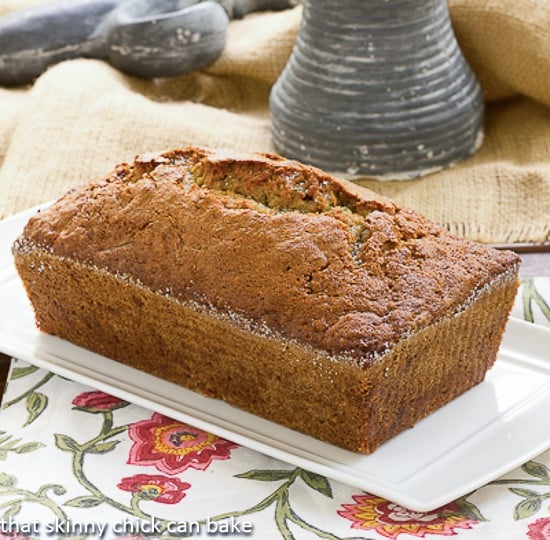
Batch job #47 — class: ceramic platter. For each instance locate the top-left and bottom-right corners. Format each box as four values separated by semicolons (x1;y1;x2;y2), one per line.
1;207;549;511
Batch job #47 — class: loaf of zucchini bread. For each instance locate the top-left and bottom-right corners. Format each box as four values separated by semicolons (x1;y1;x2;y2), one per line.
13;147;520;453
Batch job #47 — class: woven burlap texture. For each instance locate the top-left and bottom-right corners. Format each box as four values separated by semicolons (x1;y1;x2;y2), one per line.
0;0;548;243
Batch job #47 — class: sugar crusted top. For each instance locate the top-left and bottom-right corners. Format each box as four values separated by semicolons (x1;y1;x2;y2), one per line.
15;147;519;361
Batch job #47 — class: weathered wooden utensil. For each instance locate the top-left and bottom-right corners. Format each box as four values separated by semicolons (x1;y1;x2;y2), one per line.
0;0;297;86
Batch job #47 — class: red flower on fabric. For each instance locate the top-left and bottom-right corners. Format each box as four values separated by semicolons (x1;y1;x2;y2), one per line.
117;473;190;504
72;391;128;412
338;494;478;539
127;413;238;474
528;517;550;540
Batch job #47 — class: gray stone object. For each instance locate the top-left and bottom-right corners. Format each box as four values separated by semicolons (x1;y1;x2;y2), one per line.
104;0;228;78
270;0;485;179
0;0;298;85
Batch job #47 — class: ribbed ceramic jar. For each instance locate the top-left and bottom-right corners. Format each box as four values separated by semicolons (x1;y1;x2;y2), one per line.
270;0;484;179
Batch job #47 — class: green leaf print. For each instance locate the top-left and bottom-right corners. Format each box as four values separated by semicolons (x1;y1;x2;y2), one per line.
0;472;16;487
10;365;39;380
514;497;541;520
54;433;82;453
64;495;103;508
86;440;121;454
510;488;542;498
235;469;294;481
3;371;54;412
522;461;550;479
300;470;333;498
24;391;48;426
452;494;488;522
14;442;44;454
0;431;45;460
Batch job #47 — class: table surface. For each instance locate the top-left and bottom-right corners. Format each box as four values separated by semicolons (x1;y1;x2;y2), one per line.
0;254;548;540
515;250;550;277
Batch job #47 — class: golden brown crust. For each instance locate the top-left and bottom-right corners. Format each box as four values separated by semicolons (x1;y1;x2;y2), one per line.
15;147;519;360
12;146;521;453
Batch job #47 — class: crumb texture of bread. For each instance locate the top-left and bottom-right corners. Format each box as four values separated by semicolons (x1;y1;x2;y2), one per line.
13;147;520;453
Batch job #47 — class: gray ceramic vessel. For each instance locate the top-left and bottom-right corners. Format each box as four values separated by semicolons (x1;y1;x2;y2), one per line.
270;0;484;179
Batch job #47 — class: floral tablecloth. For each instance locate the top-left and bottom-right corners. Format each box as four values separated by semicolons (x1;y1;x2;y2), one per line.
0;277;548;540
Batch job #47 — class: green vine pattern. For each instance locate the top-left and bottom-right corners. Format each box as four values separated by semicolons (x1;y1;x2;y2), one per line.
54;404;368;538
0;472;67;522
3;365;56;426
450;494;487;522
490;460;550;520
53;407;198;532
208;468;368;540
521;278;550;324
0;431;63;526
54;409;134;516
0;430;44;460
0;391;370;539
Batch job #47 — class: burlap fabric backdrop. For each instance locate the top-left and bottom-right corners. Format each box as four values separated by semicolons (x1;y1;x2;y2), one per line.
0;0;548;243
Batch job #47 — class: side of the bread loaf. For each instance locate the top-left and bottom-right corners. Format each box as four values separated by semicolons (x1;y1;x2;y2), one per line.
14;248;518;453
14;249;370;450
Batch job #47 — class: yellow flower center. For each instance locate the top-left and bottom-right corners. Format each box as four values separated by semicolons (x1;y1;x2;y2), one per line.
154;424;217;456
140;484;163;496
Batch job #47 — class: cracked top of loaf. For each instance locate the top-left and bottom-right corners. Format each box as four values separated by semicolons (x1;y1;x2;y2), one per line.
15;147;520;362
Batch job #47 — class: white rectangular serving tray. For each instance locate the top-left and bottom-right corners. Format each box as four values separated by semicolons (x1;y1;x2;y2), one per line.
1;206;549;511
